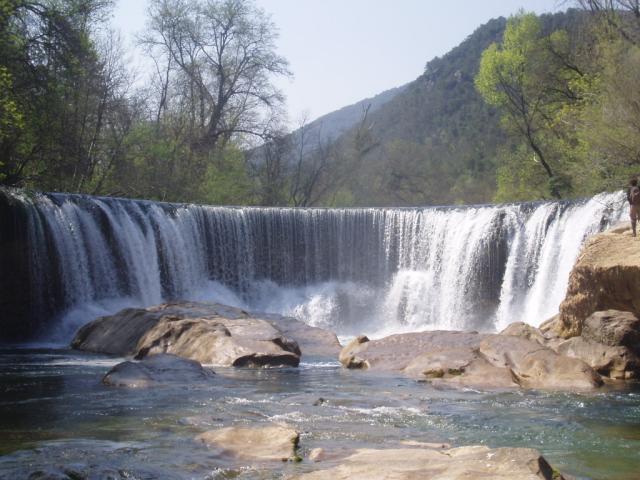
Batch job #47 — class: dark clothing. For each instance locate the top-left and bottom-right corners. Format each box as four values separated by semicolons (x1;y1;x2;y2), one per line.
628;185;639;236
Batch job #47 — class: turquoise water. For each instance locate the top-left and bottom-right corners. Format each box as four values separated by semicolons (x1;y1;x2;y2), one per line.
1;348;639;479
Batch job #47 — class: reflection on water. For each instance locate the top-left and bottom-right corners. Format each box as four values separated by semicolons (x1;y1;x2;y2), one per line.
1;349;639;479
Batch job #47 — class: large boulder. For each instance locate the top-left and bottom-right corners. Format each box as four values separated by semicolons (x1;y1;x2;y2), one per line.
294;445;565;480
339;330;602;391
549;310;640;380
196;424;299;462
582;310;640;352
479;335;602;390
72;301;338;367
500;322;550;345
135;314;300;367
555;336;640;380
554;225;640;338
102;354;215;388
70;307;162;356
339;331;484;371
403;347;518;389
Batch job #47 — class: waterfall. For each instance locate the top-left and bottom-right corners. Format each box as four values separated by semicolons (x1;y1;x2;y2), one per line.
0;188;626;342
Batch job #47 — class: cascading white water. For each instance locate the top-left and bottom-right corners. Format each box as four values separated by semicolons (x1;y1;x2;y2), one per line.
0;189;626;341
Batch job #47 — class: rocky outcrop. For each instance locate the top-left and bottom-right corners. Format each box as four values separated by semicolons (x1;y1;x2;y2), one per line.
196;424;299;462
500;322;549;345
553;223;640;338
134;312;300;367
503;310;640;380
582;310;640;349
72;301;339;367
102;354;215;388
294;445;565;479
555;336;639;380
339;330;602;391
555;310;640;380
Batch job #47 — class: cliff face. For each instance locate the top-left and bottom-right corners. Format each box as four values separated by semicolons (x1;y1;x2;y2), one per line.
552;223;640;338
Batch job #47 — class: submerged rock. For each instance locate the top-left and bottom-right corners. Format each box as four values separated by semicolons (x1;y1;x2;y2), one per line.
72;301;340;367
554;224;640;338
196;424;299;462
294;445;565;479
102;354;215;388
339;330;602;391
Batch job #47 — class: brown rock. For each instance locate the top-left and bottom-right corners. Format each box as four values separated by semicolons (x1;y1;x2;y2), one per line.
71;307;162;356
555;336;640;380
479;335;602;390
72;301;340;367
555;227;640;338
134;313;300;367
403;347;518;389
582;310;640;352
294;446;565;480
339;331;484;371
338;335;371;369
196;424;299;462
102;353;215;388
261;312;342;357
500;322;548;345
338;330;602;391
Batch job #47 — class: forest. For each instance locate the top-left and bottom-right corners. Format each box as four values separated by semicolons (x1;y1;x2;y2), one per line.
1;0;639;206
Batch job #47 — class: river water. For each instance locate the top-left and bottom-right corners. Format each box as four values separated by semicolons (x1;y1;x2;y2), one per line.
1;189;638;479
0;349;639;479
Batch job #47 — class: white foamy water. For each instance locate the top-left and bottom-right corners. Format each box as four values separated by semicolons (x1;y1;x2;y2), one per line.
0;188;626;340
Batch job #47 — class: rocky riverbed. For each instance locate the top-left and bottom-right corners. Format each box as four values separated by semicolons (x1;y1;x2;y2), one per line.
2;223;640;479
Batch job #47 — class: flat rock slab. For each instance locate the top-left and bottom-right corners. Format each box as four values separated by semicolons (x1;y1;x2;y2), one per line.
295;445;564;480
340;330;602;391
102;354;214;388
196;424;299;462
72;301;340;367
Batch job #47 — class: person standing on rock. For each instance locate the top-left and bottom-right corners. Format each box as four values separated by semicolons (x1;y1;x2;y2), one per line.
627;177;640;237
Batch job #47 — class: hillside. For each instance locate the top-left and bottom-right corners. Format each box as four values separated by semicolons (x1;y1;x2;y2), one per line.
295;84;408;149
314;10;590;207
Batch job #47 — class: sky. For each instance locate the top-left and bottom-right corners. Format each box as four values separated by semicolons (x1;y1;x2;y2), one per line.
112;0;564;127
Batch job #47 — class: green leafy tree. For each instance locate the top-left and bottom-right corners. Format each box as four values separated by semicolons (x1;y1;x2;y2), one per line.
476;12;582;199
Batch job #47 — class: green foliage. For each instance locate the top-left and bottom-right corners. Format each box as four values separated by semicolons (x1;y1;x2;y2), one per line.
197;147;255;205
0;66;23;141
476;13;541;107
475;8;640;202
1;4;639;207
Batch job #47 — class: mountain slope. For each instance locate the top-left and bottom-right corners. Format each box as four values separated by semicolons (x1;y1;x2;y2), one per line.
318;11;587;207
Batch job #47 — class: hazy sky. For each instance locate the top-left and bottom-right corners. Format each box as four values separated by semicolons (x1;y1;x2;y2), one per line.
112;0;563;127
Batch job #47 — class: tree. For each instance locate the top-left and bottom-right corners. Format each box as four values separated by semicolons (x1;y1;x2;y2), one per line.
475;12;582;199
141;0;290;153
0;0;122;190
578;0;640;45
